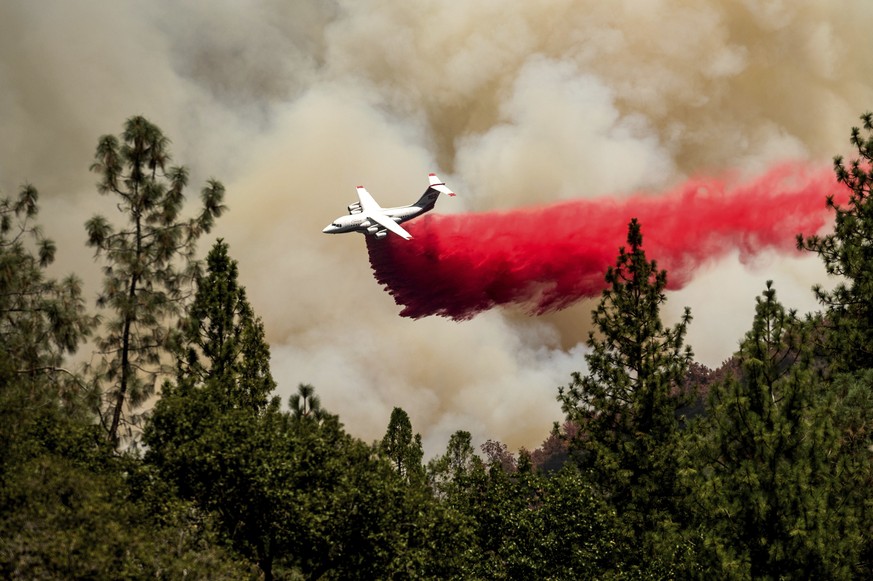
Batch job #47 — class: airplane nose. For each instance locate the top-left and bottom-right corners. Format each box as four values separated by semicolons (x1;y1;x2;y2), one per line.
322;225;334;234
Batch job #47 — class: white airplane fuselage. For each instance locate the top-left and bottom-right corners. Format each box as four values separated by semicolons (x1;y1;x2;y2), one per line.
323;205;422;235
322;174;454;240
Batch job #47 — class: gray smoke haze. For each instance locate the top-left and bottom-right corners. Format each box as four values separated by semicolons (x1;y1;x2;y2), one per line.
2;0;872;455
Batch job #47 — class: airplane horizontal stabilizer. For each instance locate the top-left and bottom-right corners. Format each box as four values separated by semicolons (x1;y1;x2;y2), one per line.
428;173;456;197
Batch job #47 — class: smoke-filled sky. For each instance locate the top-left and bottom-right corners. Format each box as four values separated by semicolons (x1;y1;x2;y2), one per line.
2;0;872;455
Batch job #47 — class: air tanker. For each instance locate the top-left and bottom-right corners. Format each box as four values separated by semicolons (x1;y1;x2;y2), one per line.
322;174;455;240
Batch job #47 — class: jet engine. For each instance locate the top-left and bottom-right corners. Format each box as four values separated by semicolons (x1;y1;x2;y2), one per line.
366;225;381;235
347;202;363;214
374;230;388;239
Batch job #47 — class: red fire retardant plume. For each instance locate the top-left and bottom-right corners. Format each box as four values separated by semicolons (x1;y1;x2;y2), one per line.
366;164;846;320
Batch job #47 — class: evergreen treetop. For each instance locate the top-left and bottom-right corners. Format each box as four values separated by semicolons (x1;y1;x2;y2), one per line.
86;116;226;443
559;218;693;468
558;218;694;570
176;238;275;413
799;111;873;371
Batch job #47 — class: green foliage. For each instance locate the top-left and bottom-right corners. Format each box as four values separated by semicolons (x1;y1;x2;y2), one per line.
264;408;437;579
0;183;97;488
289;382;325;420
0;450;255;579
0;184;95;397
689;282;863;579
826;370;873;574
798;112;873;371
426;430;485;502
0;176;250;578
146;245;469;578
467;463;627;580
86;116;226;443
558;218;694;562
262;400;477;579
148;376;289;579
175;239;275;411
380;407;425;484
793;112;873;574
144;238;279;576
149;384;473;579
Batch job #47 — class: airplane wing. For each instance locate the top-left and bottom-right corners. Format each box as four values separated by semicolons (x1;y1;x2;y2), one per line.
356;186;381;213
367;211;413;240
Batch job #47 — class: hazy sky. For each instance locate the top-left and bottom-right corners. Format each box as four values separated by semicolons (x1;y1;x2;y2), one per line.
2;0;872;455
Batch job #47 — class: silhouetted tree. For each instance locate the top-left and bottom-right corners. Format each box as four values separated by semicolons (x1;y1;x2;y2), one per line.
796;113;873;572
145;239;280;577
175;239;275;411
558;218;694;571
427;430;484;501
0;185;248;578
86;116;225;444
0;184;94;395
799;111;873;371
380;407;425;484
289;383;324;420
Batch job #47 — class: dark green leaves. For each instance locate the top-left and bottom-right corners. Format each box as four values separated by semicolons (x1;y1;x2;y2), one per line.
380;407;425;483
799;112;873;371
688;283;861;578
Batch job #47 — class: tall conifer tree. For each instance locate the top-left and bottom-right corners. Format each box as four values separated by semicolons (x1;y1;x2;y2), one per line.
799;112;873;371
691;282;861;578
86;116;225;444
0;184;96;474
558;218;693;557
797;112;873;573
176;239;275;411
0;184;94;386
145;238;278;578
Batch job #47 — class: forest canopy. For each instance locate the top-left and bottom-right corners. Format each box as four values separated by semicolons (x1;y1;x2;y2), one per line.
1;115;872;579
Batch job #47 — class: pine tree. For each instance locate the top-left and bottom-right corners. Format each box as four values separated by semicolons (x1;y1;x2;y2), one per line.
691;282;861;578
86;116;225;444
0;187;252;578
798;112;873;371
796;113;873;574
144;238;278;577
0;184;96;475
0;184;96;463
557;218;693;558
380;407;425;484
0;184;94;387
289;383;324;420
176;239;275;412
826;370;873;575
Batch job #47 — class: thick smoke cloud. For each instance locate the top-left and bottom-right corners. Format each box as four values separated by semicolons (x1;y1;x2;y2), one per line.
368;165;842;320
2;0;873;454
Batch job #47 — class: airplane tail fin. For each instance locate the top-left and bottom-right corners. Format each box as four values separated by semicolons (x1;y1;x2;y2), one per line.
414;173;455;210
